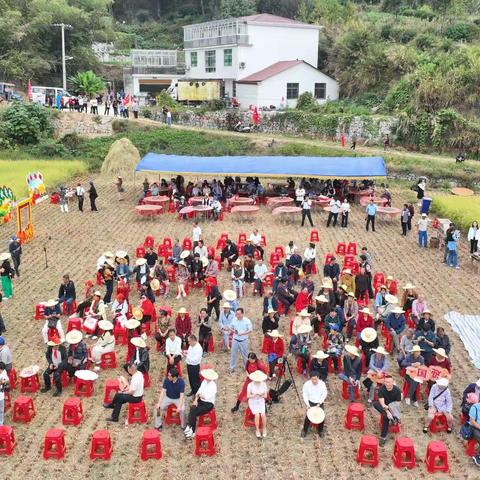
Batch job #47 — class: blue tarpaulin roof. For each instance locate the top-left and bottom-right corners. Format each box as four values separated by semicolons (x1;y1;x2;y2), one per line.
135;153;387;179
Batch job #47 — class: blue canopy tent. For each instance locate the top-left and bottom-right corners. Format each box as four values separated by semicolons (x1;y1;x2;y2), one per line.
135;153;387;179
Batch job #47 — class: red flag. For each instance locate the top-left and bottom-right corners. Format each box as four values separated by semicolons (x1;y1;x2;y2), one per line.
341;127;345;148
252;106;260;125
27;79;32;101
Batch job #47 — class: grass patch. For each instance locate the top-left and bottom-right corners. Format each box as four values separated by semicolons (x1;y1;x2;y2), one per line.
432;194;480;230
0;159;88;197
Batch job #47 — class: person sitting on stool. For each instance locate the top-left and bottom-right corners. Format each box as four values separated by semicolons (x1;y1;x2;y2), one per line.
41;338;67;397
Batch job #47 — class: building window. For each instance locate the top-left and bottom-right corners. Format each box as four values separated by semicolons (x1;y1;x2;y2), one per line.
286;83;299;99
315;82;326;99
224;48;232;67
205;50;216;72
190;51;198;67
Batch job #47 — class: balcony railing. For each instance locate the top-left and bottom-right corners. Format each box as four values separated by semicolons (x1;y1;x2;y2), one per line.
184;19;249;48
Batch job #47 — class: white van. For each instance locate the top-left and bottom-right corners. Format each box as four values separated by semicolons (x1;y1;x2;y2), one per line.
31;86;72;105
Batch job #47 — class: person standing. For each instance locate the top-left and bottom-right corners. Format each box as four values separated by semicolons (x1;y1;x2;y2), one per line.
301;370;327;438
115;176;124;201
192;222;202;249
88;181;98;211
401;204;410;236
59;186;69;213
229;308;253;373
166;109;172;126
373;375;401;446
104;96;111;115
341;198;350;228
0;293;6;334
153;367;186;430
132;99;139;119
468;221;479;254
219;302;234;351
247;370;268;438
326;197;341;228
0;254;14;300
417;213;429;248
365;199;377;232
301;197;314;227
0;362;9;425
76;183;85;212
295;185;306;207
112;98;119;116
186;334;203;396
8;236;22;277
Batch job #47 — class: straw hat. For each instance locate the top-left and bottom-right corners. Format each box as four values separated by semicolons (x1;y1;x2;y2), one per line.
267;308;277;314
223;290;237;301
307;406;325;424
249;370;268;382
409;345;423;353
385;294;398;304
180;250;190;259
131;337;146;348
379;285;387;290
44;299;58;308
432;347;448;358
315;295;328;303
423;309;432;315
201;369;218;381
201;257;209;267
102;251;114;258
132;307;144;320
372;346;389;356
47;339;62;347
339;284;348;292
116;250;127;259
299;309;310;317
297;324;312;334
391;306;405;314
360;307;371;315
343;268;352;275
125;319;140;330
234;258;242;266
105;258;116;268
436;378;449;387
360;327;377;343
312;350;329;360
268;329;283;338
386;275;394;281
178;307;188;314
94;290;102;297
347;292;356;298
150;279;161;292
66;329;83;345
178;260;186;267
345;345;360;357
321;278;333;289
222;302;231;309
403;282;416;290
98;320;113;331
135;258;147;266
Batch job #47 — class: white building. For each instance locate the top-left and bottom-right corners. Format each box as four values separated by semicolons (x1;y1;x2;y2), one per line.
183;13;338;108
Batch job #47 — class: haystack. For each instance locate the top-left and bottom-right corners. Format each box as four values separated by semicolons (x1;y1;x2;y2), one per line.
101;138;140;177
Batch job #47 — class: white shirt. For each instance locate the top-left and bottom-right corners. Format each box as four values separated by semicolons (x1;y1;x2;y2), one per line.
301;199;312;210
129;371;144;397
197;379;217;404
254;263;268;280
194;245;208;258
249;233;261;246
0;346;12;365
296;188;305;202
186;342;203;365
41;319;65;344
165;336;182;356
418;218;429;231
0;370;9;401
192;226;202;242
302;379;328;407
341;201;350;213
76;186;85;196
329;199;341;214
285;244;297;259
304;247;316;261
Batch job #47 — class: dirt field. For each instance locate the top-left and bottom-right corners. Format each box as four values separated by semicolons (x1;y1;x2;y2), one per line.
1;175;478;480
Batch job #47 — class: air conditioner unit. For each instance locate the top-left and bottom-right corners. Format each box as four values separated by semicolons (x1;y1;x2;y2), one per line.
239;62;246;69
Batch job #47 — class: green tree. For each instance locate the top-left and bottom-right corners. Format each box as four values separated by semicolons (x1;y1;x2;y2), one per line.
68;70;106;96
219;0;256;18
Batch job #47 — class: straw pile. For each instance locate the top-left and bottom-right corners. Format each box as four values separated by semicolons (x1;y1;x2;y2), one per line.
101;138;140;177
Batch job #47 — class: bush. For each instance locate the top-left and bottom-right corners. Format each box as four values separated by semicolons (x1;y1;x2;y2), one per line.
445;22;477;42
29;140;69;158
296;92;317;111
0;103;52;145
60;133;83;154
111;119;130;133
142;107;153;119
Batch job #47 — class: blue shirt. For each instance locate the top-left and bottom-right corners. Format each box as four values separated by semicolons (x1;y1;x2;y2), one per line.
231;316;252;341
366;204;377;216
162;377;185;399
385;313;405;334
369;353;389;372
219;310;235;331
469;403;480;424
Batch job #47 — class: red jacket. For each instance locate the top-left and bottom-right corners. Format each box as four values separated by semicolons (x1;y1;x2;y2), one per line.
266;337;285;358
140;297;155;317
175;314;192;337
356;313;374;333
295;291;310;313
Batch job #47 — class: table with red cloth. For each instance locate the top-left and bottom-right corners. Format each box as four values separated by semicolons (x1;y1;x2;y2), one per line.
135;204;163;218
359;196;388;207
267;197;294;208
377;206;402;218
229;197;255;208
142;195;170;206
230;205;260;215
188;196;209;206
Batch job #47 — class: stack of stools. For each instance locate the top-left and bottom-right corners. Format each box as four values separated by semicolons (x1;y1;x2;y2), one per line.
90;430;113;461
43;428;66;460
140;429;162;461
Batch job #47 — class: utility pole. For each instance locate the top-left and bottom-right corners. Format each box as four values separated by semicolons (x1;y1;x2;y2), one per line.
53;23;72;90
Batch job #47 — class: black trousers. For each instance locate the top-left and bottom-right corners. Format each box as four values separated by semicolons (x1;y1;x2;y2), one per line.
188;400;214;432
199;326;212;352
78;196;84;212
366;215;375;231
109;393;142;421
90;197;98;211
43;364;66;392
401;222;408;235
327;212;338;227
187;363;201;395
303;400;324;434
166;354;182;372
76;300;90;317
206;301;220;320
470;239;478;254
341;212;349;227
373;400;392;438
104;279;113;303
11;254;20;276
301;209;313;227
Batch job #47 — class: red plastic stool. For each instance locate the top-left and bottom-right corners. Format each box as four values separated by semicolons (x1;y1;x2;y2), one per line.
466;438;480;456
402;380;420;401
341;380;360;400
35;303;46;320
20;374;40;394
0;425;15;456
67;317;82;333
60;370;70;388
244;407;263;428
90;430;112;460
164;404;181;425
62;397;83;426
384;333;393;353
195;426;216;456
8;368;17;390
100;352;117;369
62;300;77;316
74;377;94;397
12;396;35;423
43;428;66;460
392;437;416;469
425;440;449;473
104;379;120;404
140;429;162;460
198;408;218;430
429;413;448;433
128;401;147;424
310;229;319;242
327;356;342;373
4;390;11;412
356;435;379;467
345;403;365;430
378;415;400;433
114;324;128;345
